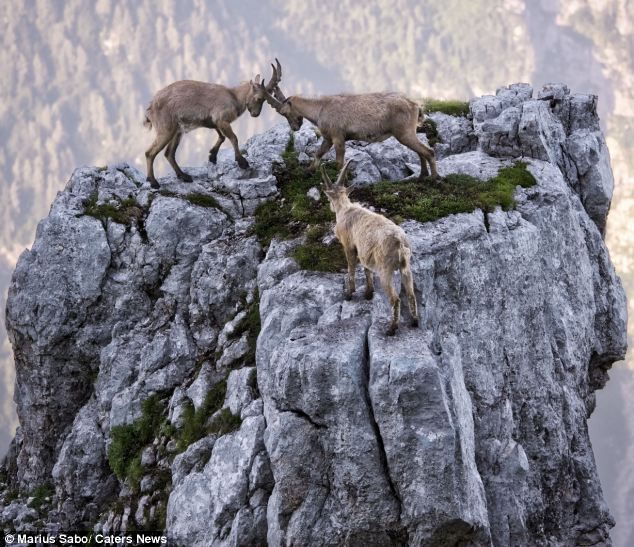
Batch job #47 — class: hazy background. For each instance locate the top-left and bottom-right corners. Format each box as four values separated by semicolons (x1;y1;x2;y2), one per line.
1;0;632;544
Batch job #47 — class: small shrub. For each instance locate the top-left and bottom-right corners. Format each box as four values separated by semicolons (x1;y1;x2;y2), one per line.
28;483;54;509
424;99;470;117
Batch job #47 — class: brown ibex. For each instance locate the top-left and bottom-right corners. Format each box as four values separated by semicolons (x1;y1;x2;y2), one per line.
143;60;282;188
266;88;437;181
321;161;419;336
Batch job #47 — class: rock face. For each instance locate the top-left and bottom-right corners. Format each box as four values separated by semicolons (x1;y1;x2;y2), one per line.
0;84;628;546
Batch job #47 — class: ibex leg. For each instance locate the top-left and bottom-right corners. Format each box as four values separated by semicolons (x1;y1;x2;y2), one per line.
395;133;437;181
217;122;248;169
401;267;419;327
145;129;176;189
379;269;400;336
165;132;192;182
209;130;226;164
310;137;333;171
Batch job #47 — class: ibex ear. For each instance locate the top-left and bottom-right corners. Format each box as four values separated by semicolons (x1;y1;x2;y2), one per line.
253;74;261;85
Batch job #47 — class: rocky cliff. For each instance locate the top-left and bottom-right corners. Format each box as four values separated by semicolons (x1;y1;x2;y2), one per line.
0;84;628;546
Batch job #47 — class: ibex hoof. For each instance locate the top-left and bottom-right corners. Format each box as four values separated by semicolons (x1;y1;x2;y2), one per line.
410;317;419;328
147;176;160;189
178;173;193;183
344;292;353;301
386;325;398;336
237;157;250;169
364;290;374;300
208;153;218;164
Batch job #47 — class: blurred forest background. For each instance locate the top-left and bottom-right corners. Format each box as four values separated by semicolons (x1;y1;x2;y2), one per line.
0;0;632;544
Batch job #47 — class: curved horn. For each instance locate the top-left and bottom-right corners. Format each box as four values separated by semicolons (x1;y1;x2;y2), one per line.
335;160;353;187
265;58;282;92
264;90;284;112
320;165;333;189
273;85;287;102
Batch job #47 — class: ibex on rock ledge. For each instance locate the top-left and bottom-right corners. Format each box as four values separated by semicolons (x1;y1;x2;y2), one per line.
143;60;283;188
266;88;438;181
321;161;419;336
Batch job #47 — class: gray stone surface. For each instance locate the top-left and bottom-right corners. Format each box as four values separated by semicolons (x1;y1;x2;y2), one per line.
0;85;627;546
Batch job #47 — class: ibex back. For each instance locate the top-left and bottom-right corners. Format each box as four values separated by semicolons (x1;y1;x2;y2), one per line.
266;88;438;182
321;161;419;336
143;60;282;188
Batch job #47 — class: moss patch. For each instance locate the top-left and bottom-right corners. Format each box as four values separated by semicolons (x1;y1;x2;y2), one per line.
159;189;221;209
253;139;338;246
424;99;470;117
107;395;164;484
85;195;143;225
291;225;347;272
353;161;536;224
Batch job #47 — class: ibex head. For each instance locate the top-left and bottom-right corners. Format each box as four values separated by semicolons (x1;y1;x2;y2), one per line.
263;71;304;131
320;160;353;212
247;59;283;117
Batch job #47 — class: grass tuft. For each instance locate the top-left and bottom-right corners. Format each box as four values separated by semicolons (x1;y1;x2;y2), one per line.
208;408;242;436
107;395;164;485
227;291;261;367
353;161;536;224
424;99;471;117
177;379;228;452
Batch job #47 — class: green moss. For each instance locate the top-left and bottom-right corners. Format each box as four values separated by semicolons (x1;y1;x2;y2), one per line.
159;189;221;209
28;483;54;509
290;222;347;273
107;395;164;482
424;99;471;117
177;379;228;452
208;408;242;436
84;194;143;225
353;161;536;224
253;139;338;246
418;118;441;147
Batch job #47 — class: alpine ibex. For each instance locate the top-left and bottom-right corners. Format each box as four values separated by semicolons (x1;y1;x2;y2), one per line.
321;161;419;336
143;60;283;188
266;88;438;181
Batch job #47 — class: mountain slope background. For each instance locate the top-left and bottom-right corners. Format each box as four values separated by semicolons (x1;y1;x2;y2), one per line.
0;0;632;544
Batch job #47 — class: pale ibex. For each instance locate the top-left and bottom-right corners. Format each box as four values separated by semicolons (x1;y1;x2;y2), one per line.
321;161;419;335
266;88;437;181
143;60;283;188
